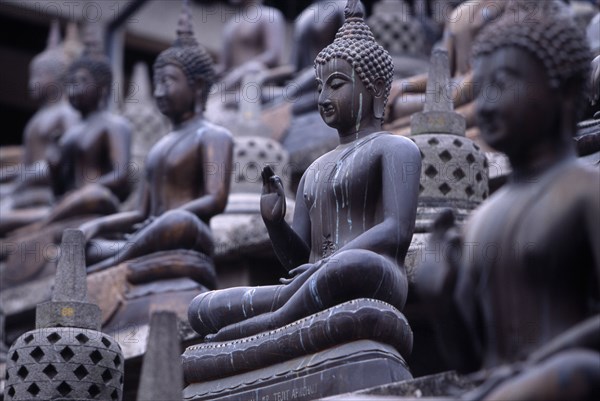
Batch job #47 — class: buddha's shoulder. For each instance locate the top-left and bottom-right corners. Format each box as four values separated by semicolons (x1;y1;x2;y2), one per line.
103;112;132;133
372;132;421;157
197;120;233;143
554;160;600;202
470;160;599;221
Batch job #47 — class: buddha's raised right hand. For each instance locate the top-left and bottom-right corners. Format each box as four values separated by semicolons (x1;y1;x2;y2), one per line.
260;165;286;224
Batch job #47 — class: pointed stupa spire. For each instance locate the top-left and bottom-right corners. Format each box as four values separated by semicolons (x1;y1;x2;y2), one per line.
424;48;452;113
35;230;102;330
127;62;153;103
410;48;465;136
63;22;84;63
30;20;68;72
46;19;61;50
174;0;198;47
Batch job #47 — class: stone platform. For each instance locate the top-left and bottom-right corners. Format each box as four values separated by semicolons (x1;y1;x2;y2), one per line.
183;299;413;400
319;370;480;400
183;340;412;401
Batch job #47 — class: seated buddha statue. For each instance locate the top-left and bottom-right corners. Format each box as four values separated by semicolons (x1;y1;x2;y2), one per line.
0;21;80;208
216;0;285;94
187;0;421;343
0;26;132;289
416;3;599;399
80;2;233;274
0;26;131;237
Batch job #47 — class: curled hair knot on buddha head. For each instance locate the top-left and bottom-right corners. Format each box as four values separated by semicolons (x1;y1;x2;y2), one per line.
315;0;394;117
154;0;216;110
473;0;591;121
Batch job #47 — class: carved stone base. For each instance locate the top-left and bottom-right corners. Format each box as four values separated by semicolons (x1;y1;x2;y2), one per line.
183;299;412;382
320;370;481;400
183;340;412;401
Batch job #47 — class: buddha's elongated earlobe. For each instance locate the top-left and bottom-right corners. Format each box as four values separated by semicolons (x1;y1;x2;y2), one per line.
372;77;385;120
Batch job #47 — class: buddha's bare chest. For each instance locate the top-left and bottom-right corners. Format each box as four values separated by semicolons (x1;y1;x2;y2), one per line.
466;186;587;288
303;146;380;205
63;124;106;158
146;134;199;185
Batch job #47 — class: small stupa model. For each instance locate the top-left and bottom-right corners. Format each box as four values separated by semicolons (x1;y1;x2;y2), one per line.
4;230;124;401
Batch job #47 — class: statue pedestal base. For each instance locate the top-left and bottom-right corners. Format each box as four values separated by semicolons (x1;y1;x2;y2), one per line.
183;339;412;401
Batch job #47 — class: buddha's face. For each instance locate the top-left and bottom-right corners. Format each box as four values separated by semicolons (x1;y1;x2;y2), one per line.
67;67;104;114
473;46;559;156
153;63;195;124
315;58;373;135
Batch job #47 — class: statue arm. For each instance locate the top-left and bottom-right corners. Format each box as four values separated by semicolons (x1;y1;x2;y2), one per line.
262;170;311;272
96;122;132;199
79;210;146;241
46;134;71;196
79;179;150;240
416;209;484;372
529;315;600;363
16;161;51;188
336;139;421;262
179;130;233;221
258;9;285;69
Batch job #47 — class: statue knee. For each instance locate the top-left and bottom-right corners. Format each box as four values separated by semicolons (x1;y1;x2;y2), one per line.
64;184;119;216
188;291;215;336
547;350;600;397
488;350;600;401
157;209;195;227
154;210;213;253
323;250;407;309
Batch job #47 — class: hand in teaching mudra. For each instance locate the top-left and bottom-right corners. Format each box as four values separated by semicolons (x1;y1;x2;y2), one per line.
260;165;286;224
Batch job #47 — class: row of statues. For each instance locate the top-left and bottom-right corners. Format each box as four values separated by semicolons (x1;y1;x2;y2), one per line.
2;0;600;400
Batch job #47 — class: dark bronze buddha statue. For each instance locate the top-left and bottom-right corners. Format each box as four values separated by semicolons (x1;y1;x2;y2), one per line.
0;25;132;289
22;21;80;179
0;25;131;233
81;1;233;274
417;2;599;398
35;26;133;227
187;0;421;343
216;0;285;93
0;21;80;208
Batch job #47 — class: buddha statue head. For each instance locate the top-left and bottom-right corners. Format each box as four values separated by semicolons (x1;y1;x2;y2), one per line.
472;0;590;159
153;0;215;124
29;20;70;103
66;24;112;116
314;0;394;133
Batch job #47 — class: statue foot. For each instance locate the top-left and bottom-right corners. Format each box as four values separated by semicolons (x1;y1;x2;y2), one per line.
206;312;277;342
